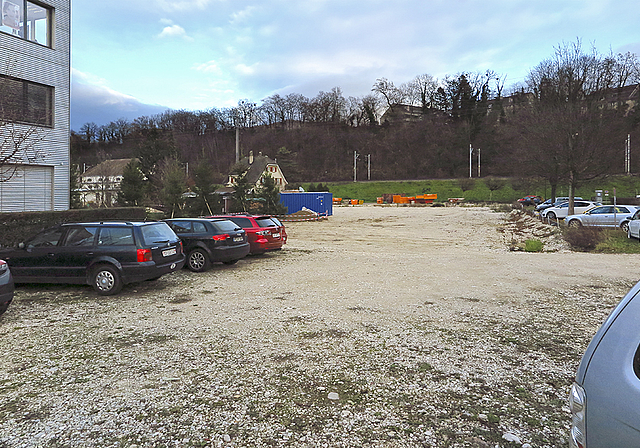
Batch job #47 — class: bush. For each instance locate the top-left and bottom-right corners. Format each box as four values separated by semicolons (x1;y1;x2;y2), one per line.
564;227;604;251
524;239;544;252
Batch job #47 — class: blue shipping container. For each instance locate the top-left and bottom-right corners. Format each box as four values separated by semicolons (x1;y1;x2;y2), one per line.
280;192;333;216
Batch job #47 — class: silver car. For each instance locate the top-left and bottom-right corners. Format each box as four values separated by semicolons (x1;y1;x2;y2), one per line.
566;205;639;232
627;209;640;240
570;280;640;447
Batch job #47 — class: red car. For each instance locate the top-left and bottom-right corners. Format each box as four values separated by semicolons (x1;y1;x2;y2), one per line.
207;215;284;254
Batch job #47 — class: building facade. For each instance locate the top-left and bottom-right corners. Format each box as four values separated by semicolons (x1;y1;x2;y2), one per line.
79;158;136;207
0;0;71;212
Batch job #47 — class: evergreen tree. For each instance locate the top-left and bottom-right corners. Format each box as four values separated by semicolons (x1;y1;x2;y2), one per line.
159;158;186;218
230;173;252;213
255;174;288;215
118;159;145;206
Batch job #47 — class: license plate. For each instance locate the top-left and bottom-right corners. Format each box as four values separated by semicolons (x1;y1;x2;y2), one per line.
233;236;243;242
162;248;177;257
272;233;280;238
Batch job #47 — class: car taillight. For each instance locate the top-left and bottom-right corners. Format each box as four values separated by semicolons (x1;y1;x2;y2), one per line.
0;260;6;273
179;241;183;253
569;383;586;448
137;248;152;262
212;234;229;241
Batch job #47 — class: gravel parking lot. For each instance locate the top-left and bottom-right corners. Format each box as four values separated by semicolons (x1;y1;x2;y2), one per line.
1;204;638;448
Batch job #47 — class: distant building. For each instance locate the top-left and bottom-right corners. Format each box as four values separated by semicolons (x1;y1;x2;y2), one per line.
79;158;137;207
0;0;71;212
227;151;288;192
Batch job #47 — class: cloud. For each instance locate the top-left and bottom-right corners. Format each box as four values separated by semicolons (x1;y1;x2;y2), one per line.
156;0;214;12
157;23;192;40
71;69;169;131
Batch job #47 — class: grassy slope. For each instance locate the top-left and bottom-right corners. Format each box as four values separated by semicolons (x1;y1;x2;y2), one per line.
316;176;640;204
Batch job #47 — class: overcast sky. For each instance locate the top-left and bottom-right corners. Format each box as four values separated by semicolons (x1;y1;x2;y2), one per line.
70;0;640;131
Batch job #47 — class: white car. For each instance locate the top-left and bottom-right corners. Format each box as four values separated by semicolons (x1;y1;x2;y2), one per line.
566;205;639;232
540;200;600;221
627;209;640;239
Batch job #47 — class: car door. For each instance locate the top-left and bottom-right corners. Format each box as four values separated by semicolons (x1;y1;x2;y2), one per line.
55;225;99;279
7;226;67;280
582;206;614;227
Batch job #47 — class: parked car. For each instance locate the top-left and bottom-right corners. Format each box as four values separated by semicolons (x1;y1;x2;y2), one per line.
207;214;284;254
164;218;250;272
0;221;185;295
536;196;583;212
627;208;640;239
570;279;640;447
0;259;14;316
540;200;599;221
566;205;639;231
269;216;288;245
517;195;543;206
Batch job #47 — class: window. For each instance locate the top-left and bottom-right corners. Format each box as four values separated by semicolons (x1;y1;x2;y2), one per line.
192;221;207;233
98;227;134;246
26;227;64;248
170;221;191;234
65;226;98;247
0;75;53;126
1;0;51;47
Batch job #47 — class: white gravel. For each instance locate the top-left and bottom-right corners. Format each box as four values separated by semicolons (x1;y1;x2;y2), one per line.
1;204;637;447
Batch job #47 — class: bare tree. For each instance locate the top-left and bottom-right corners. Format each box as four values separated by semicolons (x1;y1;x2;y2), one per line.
372;77;405;111
0;73;48;182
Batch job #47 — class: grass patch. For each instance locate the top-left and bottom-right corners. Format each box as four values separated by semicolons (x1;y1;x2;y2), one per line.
524;239;544;252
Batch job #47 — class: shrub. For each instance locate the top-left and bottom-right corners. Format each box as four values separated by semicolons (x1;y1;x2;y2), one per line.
564;227;604;251
524;239;544;252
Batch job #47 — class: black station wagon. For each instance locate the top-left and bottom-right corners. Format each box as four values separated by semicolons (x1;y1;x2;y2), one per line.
164;218;249;272
0;221;185;295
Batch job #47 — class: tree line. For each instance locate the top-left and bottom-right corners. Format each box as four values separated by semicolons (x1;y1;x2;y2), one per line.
71;39;640;213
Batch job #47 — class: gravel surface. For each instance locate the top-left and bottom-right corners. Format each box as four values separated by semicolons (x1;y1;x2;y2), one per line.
1;204;638;448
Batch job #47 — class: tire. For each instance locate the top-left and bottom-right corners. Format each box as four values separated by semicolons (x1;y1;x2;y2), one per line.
187;248;211;272
568;220;581;228
546;211;556;221
92;264;122;295
621;221;630;233
223;259;238;265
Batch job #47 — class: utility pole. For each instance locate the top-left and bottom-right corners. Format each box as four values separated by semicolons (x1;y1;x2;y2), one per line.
625;134;631;175
366;154;371;180
353;151;359;182
469;144;473;178
477;148;481;178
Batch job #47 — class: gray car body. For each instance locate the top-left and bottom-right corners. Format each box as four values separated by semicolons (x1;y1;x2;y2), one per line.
574;280;640;446
565;205;639;229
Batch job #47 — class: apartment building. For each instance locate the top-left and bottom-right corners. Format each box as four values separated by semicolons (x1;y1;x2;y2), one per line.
0;0;70;212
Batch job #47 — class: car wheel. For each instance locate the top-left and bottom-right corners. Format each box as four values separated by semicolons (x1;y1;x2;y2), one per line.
568;220;581;228
92;264;122;295
546;211;556;221
187;249;211;272
621;221;630;233
223;259;238;265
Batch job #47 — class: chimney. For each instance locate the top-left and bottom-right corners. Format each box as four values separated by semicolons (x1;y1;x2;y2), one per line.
249;151;254;164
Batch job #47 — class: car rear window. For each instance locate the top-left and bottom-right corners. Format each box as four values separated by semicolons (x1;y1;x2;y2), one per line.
211;220;241;233
228;217;253;228
256;217;276;228
98;227;134;246
140;223;177;244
